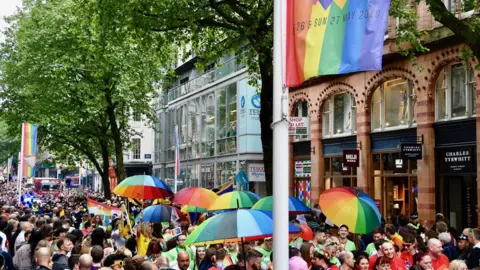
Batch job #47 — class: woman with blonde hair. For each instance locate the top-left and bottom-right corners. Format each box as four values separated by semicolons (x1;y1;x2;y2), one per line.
448;260;467;270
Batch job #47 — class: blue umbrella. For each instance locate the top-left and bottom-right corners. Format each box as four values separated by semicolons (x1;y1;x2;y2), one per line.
135;204;184;223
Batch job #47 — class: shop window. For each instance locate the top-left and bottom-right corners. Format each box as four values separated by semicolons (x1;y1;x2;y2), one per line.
324;156;357;189
435;62;476;121
216;161;236;186
132;138;141;160
371;78;416;131
201;92;215;157
188;98;201;159
293;101;310;141
216;84;237;155
322;93;356;138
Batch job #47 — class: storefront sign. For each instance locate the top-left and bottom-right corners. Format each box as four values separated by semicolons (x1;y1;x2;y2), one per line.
248;163;265;182
442;148;472;173
295;160;312;177
144;154;152;159
342;150;359;167
401;144;422;160
289;117;310;136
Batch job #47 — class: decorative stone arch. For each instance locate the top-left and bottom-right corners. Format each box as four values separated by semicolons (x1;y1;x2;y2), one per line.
425;46;477;100
363;66;421;110
289;91;312;117
315;82;359;117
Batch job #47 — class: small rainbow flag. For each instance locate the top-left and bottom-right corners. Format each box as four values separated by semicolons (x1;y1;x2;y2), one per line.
87;198;122;225
21;123;38;178
285;0;390;87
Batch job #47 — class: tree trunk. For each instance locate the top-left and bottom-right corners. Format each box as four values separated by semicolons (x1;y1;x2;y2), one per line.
100;139;112;199
258;53;274;196
105;95;127;183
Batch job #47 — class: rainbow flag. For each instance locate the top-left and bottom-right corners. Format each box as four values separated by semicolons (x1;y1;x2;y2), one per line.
87;198;122;225
21;123;38;178
285;0;390;87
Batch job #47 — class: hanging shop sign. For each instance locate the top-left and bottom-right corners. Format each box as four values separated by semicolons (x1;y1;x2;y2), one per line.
295;160;312;178
401;144;422;160
342;150;359;167
441;147;472;173
248;163;266;182
289;117;310;136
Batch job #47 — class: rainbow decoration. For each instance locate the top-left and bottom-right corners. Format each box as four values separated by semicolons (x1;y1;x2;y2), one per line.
296;180;311;208
21;123;38;178
319;187;381;234
87;198;122;225
285;0;391;87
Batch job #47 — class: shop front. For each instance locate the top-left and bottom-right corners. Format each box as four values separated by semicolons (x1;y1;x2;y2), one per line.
435;119;477;230
293;141;312;207
322;136;358;189
371;129;418;218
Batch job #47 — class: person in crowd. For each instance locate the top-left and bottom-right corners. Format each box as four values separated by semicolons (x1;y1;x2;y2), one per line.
256;237;273;267
300;242;314;269
455;234;471;261
369;242;406;270
412;253;432;270
448;260;467;270
409;213;425;235
367;228;386;256
164;234;194;268
355;255;369;270
52;238;73;270
338;251;355;270
385;225;403;251
311;228;327;253
312;251;338;270
427;239;449;270
13;229;43;270
90;245;103;270
338;225;356;252
289;247;308;270
467;229;480;269
438;232;456;261
225;242;238;265
401;234;418;269
374;257;392;270
79;254;94;270
369;239;389;269
33;247;52;270
194;246;206;270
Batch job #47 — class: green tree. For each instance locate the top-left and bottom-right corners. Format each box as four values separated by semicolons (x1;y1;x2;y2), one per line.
136;0;275;194
0;0;172;197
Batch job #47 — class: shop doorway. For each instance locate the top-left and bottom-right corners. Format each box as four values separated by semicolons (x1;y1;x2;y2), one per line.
439;175;477;230
373;152;418;218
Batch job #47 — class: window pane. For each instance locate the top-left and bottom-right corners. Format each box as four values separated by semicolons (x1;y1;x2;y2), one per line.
372;88;381;130
322;100;330;137
227;84;237;153
333;94;353;134
384;79;408;127
411;87;416;125
301;101;308;117
470;67;476;115
451;64;466;117
202;93;215;157
436;68;447;120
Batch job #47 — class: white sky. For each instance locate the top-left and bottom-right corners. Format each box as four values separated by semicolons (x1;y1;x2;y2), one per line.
0;0;23;41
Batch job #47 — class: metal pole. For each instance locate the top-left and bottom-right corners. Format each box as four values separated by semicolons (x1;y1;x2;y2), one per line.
18;123;25;206
174;125;178;193
273;0;289;268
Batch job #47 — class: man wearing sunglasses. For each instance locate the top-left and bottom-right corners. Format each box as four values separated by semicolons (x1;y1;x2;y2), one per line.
400;234;417;269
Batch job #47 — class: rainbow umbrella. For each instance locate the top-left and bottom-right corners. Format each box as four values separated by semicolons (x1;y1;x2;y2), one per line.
207;191;261;211
251;196;312;215
172;187;218;208
185;209;300;245
319;187;381;234
113;175;173;200
135;204;185;223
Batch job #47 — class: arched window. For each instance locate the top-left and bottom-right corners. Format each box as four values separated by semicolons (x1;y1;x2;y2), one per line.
371;78;416;131
436;62;475;121
322;93;356;138
293;101;309;141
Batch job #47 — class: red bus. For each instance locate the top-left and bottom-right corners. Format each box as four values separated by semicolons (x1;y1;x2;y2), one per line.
33;178;62;197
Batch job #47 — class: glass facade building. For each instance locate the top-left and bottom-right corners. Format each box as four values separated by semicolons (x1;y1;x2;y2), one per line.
153;54;266;195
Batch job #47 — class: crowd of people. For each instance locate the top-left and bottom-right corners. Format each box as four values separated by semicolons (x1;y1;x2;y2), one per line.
0;180;478;270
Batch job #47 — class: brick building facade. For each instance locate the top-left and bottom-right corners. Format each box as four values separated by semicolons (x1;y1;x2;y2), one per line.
288;2;480;230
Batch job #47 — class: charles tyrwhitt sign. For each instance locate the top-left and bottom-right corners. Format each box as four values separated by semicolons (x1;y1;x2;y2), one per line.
401;144;422;160
441;147;472;173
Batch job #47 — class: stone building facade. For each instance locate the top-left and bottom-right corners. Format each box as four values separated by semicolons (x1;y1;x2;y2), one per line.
288;2;480;229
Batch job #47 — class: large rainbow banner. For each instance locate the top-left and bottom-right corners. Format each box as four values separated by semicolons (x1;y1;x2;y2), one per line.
285;0;391;87
21;123;38;178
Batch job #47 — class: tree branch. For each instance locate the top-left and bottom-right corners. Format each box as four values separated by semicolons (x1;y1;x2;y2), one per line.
226;0;254;21
208;0;248;26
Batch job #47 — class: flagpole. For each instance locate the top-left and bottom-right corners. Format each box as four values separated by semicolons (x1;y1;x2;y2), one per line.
18;123;25;206
272;0;289;268
174;125;179;193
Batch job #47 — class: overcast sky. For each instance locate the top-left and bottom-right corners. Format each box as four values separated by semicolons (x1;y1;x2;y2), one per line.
0;0;23;41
